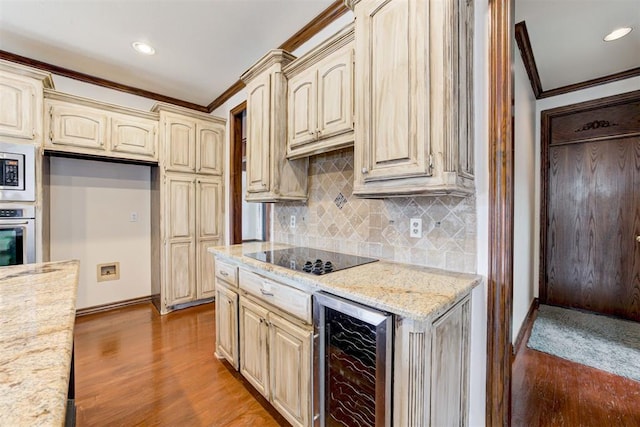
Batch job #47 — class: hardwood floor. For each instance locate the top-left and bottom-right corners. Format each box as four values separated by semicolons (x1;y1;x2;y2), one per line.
74;302;288;426
511;308;640;426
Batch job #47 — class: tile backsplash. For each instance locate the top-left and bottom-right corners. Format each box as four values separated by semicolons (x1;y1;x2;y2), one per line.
273;149;477;273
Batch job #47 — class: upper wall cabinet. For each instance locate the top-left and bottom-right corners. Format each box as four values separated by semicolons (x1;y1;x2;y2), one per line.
241;50;308;202
153;104;225;175
283;24;354;159
347;0;475;197
0;60;53;143
45;90;159;162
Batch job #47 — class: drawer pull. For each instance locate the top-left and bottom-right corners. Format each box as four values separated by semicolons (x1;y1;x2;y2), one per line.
260;288;274;297
220;271;229;277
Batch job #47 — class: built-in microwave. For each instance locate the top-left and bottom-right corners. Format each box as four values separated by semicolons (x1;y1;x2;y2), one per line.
0;141;36;202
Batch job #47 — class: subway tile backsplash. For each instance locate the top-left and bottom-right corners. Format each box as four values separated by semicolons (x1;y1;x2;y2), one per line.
273;149;477;273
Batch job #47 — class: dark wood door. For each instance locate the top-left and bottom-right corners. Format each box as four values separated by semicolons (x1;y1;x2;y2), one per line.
542;91;640;321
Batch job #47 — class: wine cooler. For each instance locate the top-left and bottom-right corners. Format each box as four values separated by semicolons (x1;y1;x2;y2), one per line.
313;292;393;427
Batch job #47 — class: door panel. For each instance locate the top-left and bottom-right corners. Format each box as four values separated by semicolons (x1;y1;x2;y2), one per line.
546;137;640;320
239;297;270;398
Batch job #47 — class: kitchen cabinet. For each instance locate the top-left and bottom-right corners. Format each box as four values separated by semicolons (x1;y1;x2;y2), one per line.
214;258;239;369
237;268;312;427
284;23;354;159
154;105;225;175
44;90;159;162
154;174;224;312
240;50;308;202
0;61;52;142
151;104;226;314
347;0;475;197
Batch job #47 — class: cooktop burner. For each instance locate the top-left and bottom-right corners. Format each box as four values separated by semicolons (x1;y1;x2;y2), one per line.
244;247;378;275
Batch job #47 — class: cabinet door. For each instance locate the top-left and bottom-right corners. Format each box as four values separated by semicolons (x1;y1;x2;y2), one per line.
239;296;270;398
215;284;239;369
269;313;311;427
245;74;271;194
165;116;196;173
317;47;353;140
47;101;108;151
0;74;35;140
165;175;195;306
196;122;224;175
287;69;317;150
355;0;429;181
430;297;470;426
197;241;219;299
111;115;157;159
195;177;223;299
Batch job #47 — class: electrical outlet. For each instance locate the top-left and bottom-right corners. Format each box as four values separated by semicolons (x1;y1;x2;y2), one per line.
410;218;422;238
290;215;296;228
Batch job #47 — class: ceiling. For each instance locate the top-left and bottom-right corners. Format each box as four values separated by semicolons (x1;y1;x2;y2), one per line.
516;0;640;91
0;1;637;109
0;0;336;107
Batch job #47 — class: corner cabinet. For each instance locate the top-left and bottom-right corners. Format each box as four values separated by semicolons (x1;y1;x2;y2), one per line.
283;24;355;159
347;0;475;197
44;90;159;162
241;50;308;202
152;104;225;314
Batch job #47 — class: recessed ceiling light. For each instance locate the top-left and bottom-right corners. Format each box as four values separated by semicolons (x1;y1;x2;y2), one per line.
603;27;632;42
132;41;156;55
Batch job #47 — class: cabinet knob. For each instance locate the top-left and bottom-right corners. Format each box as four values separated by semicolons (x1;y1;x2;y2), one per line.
636;235;640;243
361;167;369;174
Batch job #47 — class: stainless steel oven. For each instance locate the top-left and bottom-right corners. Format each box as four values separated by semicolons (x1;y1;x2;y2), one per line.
313;292;393;427
0;141;36;202
0;205;35;266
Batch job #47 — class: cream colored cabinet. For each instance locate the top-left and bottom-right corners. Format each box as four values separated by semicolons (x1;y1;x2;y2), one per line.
0;61;52;142
268;311;311;427
284;24;354;159
155;106;225;175
347;0;474;197
239;294;311;427
165;175;196;306
239;295;270;397
44;91;158;162
241;50;308;202
158;173;224;311
215;283;239;369
214;258;239;368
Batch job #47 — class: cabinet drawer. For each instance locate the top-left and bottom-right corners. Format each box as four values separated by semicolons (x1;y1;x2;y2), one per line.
215;259;238;287
239;269;311;323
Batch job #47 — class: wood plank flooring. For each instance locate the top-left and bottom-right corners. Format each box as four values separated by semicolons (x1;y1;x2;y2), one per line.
511;308;640;426
73;302;288;426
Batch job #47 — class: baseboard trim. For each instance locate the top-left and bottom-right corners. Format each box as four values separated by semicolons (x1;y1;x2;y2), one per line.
513;297;539;357
76;296;152;317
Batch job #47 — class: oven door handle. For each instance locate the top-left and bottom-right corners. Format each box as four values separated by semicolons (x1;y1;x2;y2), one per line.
0;221;30;226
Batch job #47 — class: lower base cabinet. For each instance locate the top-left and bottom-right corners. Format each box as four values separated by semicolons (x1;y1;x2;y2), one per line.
239;295;312;427
215;284;239;369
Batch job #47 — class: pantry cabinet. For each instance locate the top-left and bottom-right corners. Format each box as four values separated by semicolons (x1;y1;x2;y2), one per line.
241;50;308;202
284;23;354;159
0;61;52;143
347;0;475;197
162;174;224;308
44;91;158;162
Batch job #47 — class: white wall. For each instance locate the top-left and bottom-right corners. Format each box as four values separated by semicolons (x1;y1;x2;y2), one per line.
468;0;489;424
49;157;151;309
512;49;537;343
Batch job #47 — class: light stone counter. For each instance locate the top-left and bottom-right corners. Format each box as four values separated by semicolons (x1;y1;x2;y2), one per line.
210;242;481;321
0;260;80;426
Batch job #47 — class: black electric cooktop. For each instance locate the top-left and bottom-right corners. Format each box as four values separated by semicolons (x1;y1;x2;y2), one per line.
244;247;378;275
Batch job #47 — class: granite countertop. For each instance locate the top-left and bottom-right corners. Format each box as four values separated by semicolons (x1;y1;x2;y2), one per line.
210;243;481;321
0;260;80;427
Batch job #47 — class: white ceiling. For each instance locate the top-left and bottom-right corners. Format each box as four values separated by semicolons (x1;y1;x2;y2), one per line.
0;0;336;107
0;1;637;107
516;0;640;91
